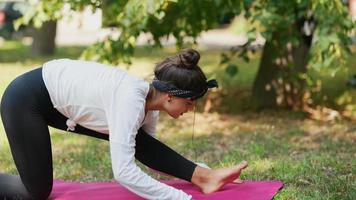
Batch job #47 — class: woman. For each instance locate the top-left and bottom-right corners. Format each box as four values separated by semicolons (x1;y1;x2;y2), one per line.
0;49;248;200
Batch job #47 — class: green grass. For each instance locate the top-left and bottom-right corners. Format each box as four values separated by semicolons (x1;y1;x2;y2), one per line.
0;41;355;199
164;112;356;200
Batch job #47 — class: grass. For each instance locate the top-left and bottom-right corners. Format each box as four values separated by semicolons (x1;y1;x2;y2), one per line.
0;41;355;199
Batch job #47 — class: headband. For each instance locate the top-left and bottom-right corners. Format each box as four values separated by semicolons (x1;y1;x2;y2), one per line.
152;78;218;100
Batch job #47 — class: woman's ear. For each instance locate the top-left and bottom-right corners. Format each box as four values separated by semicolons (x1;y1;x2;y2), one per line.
160;92;172;103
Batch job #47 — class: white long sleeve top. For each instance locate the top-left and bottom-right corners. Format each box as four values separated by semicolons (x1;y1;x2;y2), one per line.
42;59;192;200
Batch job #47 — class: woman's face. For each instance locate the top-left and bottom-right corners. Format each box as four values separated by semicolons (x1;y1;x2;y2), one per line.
163;95;196;118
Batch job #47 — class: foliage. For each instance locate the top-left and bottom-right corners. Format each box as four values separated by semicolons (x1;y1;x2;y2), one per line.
225;0;355;110
16;0;355;66
15;0;249;64
241;0;354;69
14;0;356;111
82;0;250;64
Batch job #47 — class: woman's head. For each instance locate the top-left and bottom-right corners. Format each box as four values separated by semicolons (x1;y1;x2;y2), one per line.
151;49;218;118
154;49;208;96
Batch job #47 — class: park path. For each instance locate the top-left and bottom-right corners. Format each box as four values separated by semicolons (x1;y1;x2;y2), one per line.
56;15;265;48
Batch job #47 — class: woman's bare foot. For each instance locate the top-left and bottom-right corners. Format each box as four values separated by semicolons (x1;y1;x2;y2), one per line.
191;161;248;194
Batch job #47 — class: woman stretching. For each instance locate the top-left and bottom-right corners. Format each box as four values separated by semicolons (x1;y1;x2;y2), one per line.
0;49;248;200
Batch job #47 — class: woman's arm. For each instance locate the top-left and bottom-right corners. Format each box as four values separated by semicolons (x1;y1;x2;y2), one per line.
104;84;192;200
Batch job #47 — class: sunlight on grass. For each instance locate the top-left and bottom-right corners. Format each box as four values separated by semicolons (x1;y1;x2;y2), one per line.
249;158;273;173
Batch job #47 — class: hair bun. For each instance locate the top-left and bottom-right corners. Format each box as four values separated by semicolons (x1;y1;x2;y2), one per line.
177;49;200;69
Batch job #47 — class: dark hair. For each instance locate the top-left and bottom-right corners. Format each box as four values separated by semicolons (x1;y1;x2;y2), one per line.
154;49;207;93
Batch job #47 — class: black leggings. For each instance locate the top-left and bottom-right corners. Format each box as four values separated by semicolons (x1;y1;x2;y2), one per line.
0;68;197;200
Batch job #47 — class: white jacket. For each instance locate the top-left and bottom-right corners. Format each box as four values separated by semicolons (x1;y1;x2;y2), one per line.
42;59;192;200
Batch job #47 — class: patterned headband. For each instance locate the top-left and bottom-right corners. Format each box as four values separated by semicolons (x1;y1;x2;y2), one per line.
152;78;218;100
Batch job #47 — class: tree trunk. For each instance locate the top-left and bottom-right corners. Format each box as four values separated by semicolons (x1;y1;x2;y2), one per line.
250;35;280;108
251;18;314;109
31;20;57;56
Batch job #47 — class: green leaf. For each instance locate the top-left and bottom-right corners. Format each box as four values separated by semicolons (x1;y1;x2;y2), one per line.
220;53;230;65
225;63;239;77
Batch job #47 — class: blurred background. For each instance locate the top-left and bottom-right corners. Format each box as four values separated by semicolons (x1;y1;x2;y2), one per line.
0;0;355;199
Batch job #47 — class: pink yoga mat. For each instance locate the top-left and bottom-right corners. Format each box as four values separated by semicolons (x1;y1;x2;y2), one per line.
50;179;283;200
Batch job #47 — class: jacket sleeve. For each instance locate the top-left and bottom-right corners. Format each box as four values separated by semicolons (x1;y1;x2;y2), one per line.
105;85;192;200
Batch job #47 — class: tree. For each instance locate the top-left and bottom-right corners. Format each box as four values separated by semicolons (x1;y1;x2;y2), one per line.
15;1;61;56
21;0;355;110
31;20;57;55
246;1;354;109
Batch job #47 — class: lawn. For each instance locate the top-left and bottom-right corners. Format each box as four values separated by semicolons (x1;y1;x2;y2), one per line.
0;41;355;199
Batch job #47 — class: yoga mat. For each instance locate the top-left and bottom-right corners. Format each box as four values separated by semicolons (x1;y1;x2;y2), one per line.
50;179;283;200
